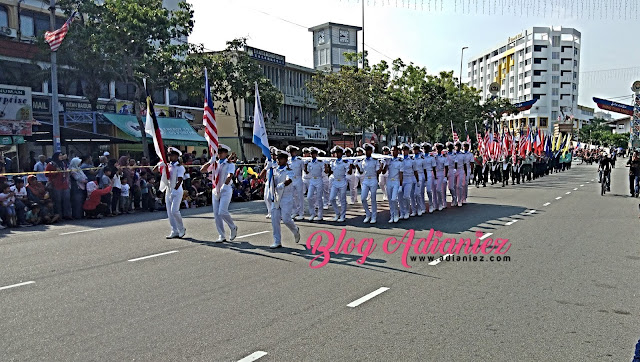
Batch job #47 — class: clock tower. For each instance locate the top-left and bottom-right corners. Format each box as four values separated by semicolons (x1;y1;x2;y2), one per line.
308;22;362;73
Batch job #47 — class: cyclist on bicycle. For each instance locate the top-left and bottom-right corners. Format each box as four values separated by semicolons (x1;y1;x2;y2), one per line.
599;152;612;192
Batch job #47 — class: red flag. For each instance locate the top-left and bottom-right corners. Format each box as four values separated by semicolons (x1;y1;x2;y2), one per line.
202;68;219;188
44;12;77;52
144;94;170;192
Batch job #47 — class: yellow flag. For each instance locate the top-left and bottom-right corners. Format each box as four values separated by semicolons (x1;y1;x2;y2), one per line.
555;133;563;152
562;134;571;155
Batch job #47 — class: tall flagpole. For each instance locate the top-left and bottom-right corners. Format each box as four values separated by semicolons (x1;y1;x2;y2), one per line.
49;0;61;153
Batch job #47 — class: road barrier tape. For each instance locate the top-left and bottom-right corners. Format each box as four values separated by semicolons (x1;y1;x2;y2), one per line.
0;163;264;177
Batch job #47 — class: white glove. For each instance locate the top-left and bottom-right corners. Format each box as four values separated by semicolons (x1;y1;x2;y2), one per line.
398;186;403;193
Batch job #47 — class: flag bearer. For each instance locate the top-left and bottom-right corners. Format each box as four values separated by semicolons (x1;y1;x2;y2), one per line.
434;143;449;211
305;147;325;221
461;142;473;204
164;147;186;239
446;142;458;207
269;150;301;249
454;141;467;206
286;145;304;220
201;144;237;243
328;146;350;222
260;146;278;219
355;143;381;224
345;148;358;204
412;143;426;216
387;146;404;223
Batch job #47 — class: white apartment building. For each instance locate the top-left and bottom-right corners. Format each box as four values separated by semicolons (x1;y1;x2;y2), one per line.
468;26;581;133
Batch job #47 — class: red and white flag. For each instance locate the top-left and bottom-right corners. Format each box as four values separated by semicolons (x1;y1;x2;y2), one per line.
44;12;77;52
202;68;219;188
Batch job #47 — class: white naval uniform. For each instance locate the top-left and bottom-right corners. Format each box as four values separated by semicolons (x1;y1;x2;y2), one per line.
434;153;449;210
424;153;437;212
347;159;359;203
263;159;277;216
329;158;350;219
401;155;418;217
212;158;236;239
387;157;403;220
322;169;331;208
454;152;466;206
289;156;305;217
462;151;473;203
412;153;426;214
271;164;299;246
378;157;390;200
165;161;186;235
306;158;325;219
446;151;458;206
302;159;311;194
360;157;381;220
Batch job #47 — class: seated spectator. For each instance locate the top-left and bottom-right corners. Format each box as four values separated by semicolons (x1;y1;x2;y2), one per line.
10;178;28;226
0;184;17;227
26;175;60;224
25;204;41;226
84;181;112;219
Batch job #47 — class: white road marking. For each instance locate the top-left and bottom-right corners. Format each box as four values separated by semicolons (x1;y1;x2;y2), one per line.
527;210;537;214
543;202;551;206
237;351;268;362
479;233;493;240
573;188;578;191
505;220;518;226
586;182;590;184
580;185;584;187
128;250;178;262
347;287;390;307
566;191;571;195
555;197;562;200
428;254;453;266
0;281;35;291
591;179;594;181
236;231;270;239
59;228;103;236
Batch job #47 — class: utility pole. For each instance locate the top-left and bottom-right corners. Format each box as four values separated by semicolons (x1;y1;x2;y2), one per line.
362;0;365;69
459;46;468;91
49;0;61;153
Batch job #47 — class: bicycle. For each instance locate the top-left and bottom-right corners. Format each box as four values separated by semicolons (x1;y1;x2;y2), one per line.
600;169;610;196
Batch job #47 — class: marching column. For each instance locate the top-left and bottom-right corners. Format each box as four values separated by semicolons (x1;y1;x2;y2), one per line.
422;143;437;213
386;146;403;223
379;146;391;201
202;144;237;243
357;143;382;224
305;147;325;221
412;144;426;216
287;145;305;220
328;146;349;222
434;143;449;211
269;150;301;249
446;142;457;208
164;147;186;239
401;144;419;219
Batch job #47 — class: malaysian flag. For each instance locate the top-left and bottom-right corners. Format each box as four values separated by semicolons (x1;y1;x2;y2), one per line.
44;11;77;52
451;121;459;143
202;68;219;188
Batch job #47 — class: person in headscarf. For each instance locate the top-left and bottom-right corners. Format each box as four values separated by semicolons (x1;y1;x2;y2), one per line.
69;157;88;219
26;175;60;224
45;152;72;219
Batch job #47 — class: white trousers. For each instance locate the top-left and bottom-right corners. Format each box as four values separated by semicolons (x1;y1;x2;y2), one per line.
455;171;465;204
400;181;415;216
330;183;347;219
413;178;425;212
348;175;358;203
361;182;378;218
323;178;331;206
264;182;272;215
387;181;400;219
447;171;456;205
425;177;435;209
307;181;324;218
435;173;447;209
213;188;235;239
292;179;304;216
165;190;184;234
271;197;297;244
379;174;388;199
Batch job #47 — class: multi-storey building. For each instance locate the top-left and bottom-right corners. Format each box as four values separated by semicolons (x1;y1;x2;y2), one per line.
468;26;581;133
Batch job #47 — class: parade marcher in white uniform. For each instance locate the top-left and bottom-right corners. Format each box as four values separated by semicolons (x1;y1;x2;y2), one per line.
422;143;437;213
434;143;449;211
412;143;426;216
327;146;350;222
260;146;278;219
319;150;331;210
305;147;325;221
462;142;473;204
445;142;458;208
387;146;404;223
400;144;419;219
453;141;467;207
201;144;237;243
269;150;301;249
345;148;358;204
286;145;305;220
302;148;311;195
164;147;186;239
379;146;391;201
355;147;366;199
356;143;382;224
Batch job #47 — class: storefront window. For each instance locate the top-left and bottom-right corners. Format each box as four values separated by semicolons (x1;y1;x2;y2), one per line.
0;60;44;92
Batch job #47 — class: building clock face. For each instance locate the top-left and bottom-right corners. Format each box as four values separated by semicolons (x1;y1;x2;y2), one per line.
318;31;325;45
339;29;349;43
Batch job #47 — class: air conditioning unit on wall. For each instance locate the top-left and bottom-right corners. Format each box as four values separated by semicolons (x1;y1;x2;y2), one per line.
0;27;18;39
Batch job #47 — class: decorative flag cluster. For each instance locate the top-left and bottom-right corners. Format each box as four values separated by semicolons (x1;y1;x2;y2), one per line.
44;11;77;52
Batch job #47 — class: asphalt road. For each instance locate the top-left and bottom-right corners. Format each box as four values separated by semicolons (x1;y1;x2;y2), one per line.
1;160;638;362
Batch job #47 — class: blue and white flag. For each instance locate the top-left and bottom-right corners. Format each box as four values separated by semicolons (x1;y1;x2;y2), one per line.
252;82;271;161
252;82;274;201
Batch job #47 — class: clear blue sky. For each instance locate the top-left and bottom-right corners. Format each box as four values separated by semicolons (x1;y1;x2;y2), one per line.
188;0;640;118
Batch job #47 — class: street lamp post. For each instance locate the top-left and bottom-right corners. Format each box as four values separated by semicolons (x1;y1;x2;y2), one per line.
459;46;468;91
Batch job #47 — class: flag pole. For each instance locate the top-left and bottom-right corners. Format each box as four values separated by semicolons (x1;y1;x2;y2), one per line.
49;0;61;153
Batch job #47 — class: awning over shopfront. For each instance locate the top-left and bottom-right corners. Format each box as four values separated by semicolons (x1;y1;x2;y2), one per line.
103;114;207;147
26;121;137;144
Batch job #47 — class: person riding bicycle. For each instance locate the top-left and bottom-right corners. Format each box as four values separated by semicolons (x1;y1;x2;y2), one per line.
599;152;612;192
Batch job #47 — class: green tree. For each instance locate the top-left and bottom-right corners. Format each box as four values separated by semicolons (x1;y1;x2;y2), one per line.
54;0;195;159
